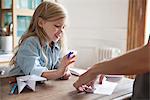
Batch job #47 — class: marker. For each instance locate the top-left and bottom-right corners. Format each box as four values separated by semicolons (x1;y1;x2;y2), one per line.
9;83;17;95
8;80;17;89
67;52;73;59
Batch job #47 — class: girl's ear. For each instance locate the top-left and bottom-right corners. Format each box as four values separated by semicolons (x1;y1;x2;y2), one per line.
38;17;44;28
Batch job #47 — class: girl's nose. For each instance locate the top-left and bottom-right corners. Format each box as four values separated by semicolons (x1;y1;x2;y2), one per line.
59;27;64;33
57;30;63;36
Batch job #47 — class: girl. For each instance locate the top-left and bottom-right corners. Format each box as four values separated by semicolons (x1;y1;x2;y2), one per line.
9;1;76;80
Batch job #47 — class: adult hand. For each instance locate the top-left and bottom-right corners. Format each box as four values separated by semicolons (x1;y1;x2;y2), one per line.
73;69;97;92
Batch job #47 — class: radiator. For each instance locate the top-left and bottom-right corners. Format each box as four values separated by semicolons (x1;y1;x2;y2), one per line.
98;48;121;61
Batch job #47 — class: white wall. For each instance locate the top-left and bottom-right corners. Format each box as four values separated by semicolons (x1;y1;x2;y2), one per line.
59;0;129;68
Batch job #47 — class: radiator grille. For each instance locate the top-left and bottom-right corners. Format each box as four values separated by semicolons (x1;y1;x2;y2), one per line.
98;48;121;61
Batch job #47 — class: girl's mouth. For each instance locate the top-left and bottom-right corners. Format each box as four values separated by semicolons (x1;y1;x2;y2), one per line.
55;34;61;39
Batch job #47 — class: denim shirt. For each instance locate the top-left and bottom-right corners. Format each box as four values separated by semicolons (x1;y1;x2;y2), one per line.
9;36;61;76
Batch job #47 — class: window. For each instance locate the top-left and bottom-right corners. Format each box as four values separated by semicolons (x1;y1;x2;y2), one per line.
127;0;147;50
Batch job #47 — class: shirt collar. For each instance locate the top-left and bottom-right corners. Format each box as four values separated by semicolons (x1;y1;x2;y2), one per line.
53;42;60;49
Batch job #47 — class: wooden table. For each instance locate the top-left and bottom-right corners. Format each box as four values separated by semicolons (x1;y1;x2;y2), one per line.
0;76;134;100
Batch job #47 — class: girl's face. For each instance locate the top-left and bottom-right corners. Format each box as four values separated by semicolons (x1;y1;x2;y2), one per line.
40;18;66;43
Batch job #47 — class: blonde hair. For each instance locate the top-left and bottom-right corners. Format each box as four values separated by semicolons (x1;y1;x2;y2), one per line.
10;1;68;66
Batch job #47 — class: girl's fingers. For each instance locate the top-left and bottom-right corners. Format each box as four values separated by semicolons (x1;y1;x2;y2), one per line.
67;55;77;65
62;72;71;80
68;55;77;61
59;70;70;79
68;60;75;65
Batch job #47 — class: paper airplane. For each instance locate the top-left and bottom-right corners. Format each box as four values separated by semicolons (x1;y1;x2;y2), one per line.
16;75;47;93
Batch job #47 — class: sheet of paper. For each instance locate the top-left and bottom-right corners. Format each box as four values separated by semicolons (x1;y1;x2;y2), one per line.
69;67;118;95
105;75;124;82
17;75;47;93
105;75;124;78
69;67;86;76
93;81;118;95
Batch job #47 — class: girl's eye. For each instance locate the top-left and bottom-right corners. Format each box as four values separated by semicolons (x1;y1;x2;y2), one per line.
54;25;65;29
54;25;60;28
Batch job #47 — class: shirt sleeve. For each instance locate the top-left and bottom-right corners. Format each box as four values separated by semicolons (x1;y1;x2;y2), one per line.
16;38;48;76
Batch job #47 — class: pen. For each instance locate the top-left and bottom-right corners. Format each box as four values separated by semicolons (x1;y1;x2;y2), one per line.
67;52;73;59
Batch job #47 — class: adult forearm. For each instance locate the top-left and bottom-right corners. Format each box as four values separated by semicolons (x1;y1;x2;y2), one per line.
90;45;149;75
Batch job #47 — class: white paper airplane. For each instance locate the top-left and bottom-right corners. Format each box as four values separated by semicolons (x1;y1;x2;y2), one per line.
16;75;47;93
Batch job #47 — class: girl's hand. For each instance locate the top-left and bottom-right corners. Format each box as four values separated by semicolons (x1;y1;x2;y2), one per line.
59;70;71;80
58;54;77;76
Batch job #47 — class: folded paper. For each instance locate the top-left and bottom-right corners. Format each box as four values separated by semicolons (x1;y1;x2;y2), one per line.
16;75;47;93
